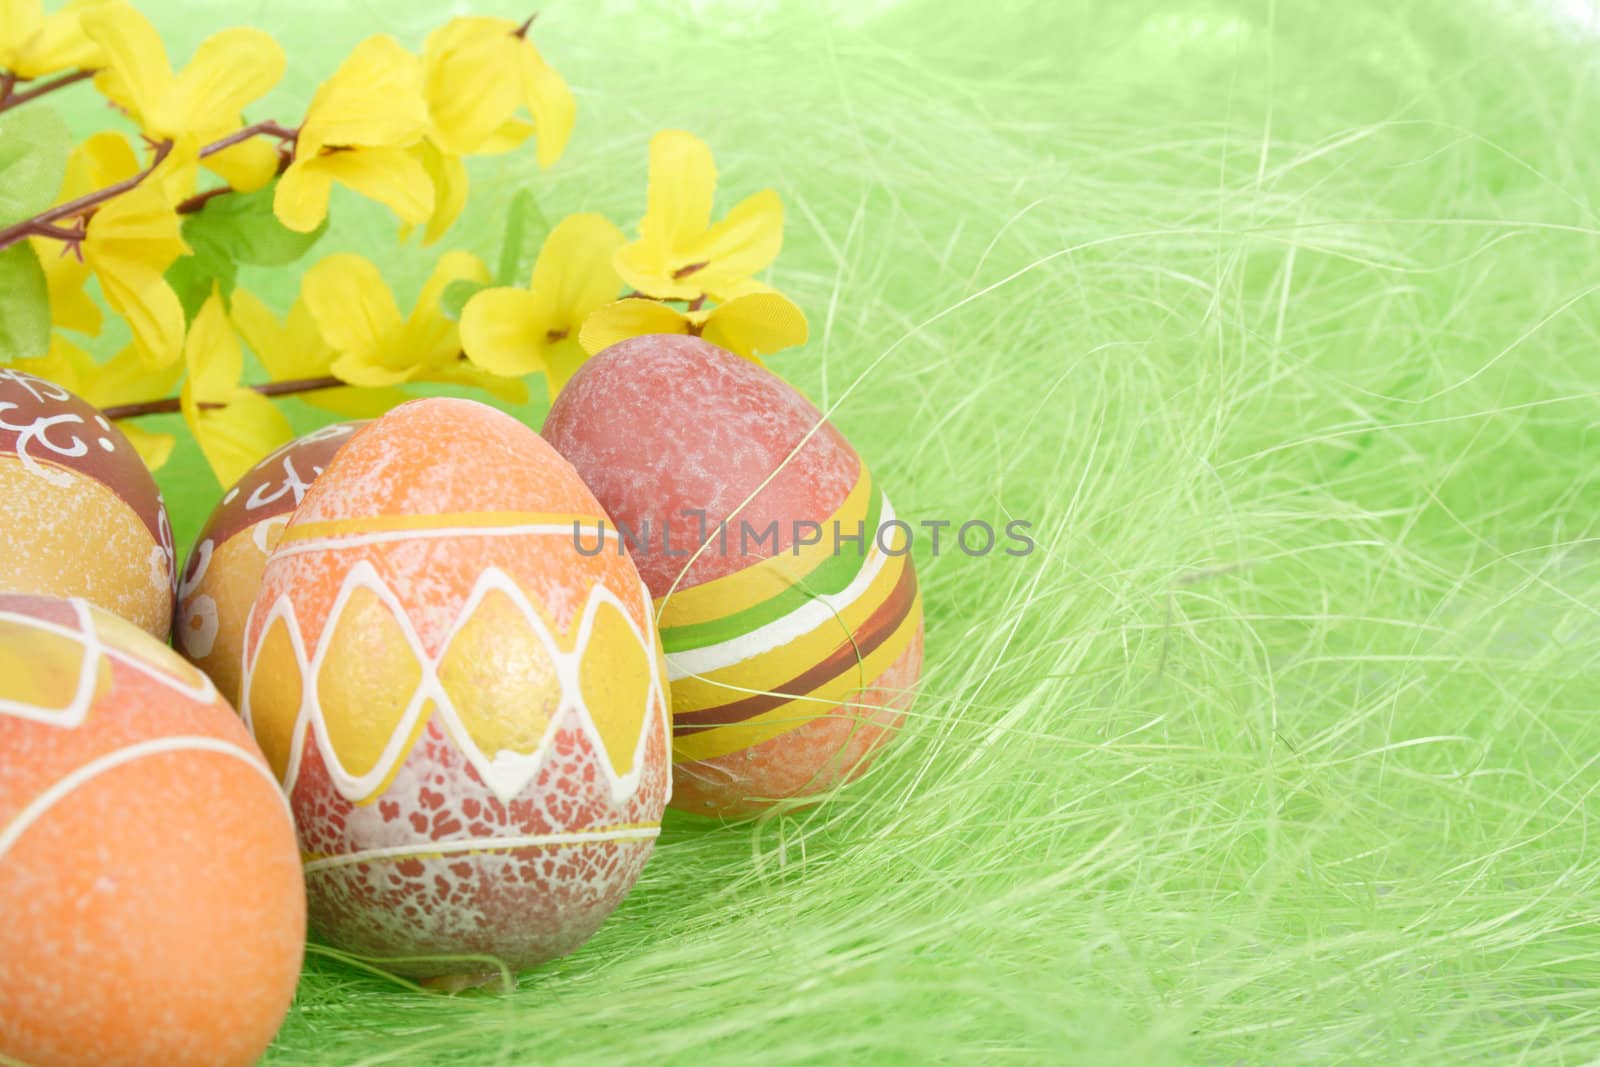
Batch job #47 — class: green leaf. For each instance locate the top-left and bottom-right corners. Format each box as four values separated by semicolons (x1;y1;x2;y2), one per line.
166;240;238;322
496;188;549;286
440;278;489;322
182;184;326;268
0;243;51;360
0;106;72;227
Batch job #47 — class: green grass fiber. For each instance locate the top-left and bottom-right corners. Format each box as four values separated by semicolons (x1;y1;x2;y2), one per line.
79;0;1600;1061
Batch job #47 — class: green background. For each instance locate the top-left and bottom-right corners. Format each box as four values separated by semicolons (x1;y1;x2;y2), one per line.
57;0;1600;1062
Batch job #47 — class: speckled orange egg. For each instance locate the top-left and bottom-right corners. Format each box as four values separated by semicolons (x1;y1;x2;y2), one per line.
543;335;925;816
0;369;175;636
0;593;305;1067
240;398;670;978
177;423;363;705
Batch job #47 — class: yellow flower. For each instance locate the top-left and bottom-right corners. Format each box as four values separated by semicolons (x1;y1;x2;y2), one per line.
579;290;808;365
83;179;190;369
22;335;180;468
460;213;624;401
29;130;186;339
180;287;293;486
230;288;409;418
421;15;574;166
614;130;783;302
300;251;527;405
81;2;284;193
274;35;433;234
0;0;107;80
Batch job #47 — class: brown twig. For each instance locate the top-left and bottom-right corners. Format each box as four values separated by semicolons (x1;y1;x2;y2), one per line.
0;120;300;252
0;68;95;113
177;145;294;214
100;374;347;420
200;120;298;159
0;139;173;253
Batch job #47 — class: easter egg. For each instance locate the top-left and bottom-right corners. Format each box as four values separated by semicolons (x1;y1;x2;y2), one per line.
240;398;670;977
177;422;363;704
0;593;305;1067
543;335;924;816
0;368;175;636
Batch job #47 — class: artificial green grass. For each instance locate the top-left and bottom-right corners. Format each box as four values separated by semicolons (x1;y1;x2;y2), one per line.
85;0;1600;1061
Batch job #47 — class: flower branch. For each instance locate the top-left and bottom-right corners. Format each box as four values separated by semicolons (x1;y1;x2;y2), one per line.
0;120;299;253
0;68;96;113
101;372;346;419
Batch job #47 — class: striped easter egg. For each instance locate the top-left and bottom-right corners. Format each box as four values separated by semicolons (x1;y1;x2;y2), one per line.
240;398;670;978
544;334;924;815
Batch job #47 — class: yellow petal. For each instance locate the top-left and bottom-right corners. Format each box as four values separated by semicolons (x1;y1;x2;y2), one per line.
300;253;403;364
402;249;488;368
640;129;715;252
0;0;43;66
459;287;546;377
231;289;317;379
8;0;109;79
62;131;141;199
540;335;589;401
300;35;427;154
83;183;189;368
81;3;173;126
578;297;690;355
0;0;43;45
30;237;101;336
312;147;434;226
115;421;175;470
698;291;808;360
530;212;625;324
411;140;468;245
88;342;183;405
617;131;718;295
477;117;535;156
687;187;783;295
328;350;412;388
168;28;285;133
179;289;294;485
424;357;530;406
231;290;400;416
183;287;242;405
421;16;521;156
300;385;410;419
272;159;334;233
184;385;293;488
21;333;95;392
203;135;280;194
518;49;574;169
416;249;490;324
152;137;201;206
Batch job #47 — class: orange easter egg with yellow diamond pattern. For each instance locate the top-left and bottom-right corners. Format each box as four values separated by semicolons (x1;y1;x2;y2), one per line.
240;399;670;977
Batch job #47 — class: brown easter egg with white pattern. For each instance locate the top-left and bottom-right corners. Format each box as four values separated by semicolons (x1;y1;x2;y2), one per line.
240;399;670;977
0;369;175;636
177;422;363;705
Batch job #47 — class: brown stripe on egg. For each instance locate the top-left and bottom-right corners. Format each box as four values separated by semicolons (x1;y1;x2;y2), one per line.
672;557;921;733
